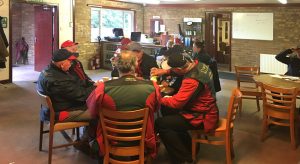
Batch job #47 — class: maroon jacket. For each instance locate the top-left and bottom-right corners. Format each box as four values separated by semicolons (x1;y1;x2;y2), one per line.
162;61;219;132
86;75;161;158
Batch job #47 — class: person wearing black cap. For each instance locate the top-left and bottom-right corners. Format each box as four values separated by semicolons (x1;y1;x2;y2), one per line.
37;49;96;122
152;51;219;164
275;45;300;77
37;49;97;155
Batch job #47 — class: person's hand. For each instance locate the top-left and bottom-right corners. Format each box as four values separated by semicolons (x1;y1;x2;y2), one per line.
161;80;169;87
93;80;102;86
151;68;167;76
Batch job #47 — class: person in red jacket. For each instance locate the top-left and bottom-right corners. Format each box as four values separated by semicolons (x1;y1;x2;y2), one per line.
86;50;161;162
151;51;219;164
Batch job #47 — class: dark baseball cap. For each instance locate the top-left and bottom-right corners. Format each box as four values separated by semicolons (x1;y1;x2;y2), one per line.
52;49;77;62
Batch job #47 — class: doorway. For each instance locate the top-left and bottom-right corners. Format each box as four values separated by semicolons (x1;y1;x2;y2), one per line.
10;2;58;81
205;12;231;72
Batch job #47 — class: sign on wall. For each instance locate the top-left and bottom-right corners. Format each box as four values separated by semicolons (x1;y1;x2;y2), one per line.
1;16;7;28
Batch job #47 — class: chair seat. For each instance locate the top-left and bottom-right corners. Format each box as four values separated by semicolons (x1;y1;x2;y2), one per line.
240;87;261;96
54;122;89;132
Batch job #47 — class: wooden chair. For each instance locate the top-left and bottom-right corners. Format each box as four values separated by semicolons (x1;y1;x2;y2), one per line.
99;108;150;164
37;91;89;164
190;88;242;164
260;83;298;149
235;66;261;115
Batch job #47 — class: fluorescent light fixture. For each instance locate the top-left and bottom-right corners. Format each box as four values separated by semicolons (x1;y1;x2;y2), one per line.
278;0;287;4
194;0;201;1
137;0;160;4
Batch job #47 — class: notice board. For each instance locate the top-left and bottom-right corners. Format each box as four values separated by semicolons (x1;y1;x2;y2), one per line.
232;12;273;40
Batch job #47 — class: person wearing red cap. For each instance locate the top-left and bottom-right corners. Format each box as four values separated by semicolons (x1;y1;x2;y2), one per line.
111;38;132;77
61;40;94;87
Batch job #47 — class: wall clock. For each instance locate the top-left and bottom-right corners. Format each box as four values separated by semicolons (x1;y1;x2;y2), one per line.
0;0;4;7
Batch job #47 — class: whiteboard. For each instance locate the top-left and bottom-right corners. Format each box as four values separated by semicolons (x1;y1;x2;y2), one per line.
232;12;273;40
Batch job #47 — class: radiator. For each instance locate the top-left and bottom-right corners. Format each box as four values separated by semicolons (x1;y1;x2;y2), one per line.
260;54;287;74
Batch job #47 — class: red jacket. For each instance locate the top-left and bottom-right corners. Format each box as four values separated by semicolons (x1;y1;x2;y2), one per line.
86;76;161;158
162;62;219;132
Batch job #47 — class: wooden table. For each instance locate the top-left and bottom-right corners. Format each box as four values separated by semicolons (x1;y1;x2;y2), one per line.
254;74;300;89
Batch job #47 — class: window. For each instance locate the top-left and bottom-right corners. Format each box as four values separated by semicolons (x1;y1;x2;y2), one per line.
91;7;134;42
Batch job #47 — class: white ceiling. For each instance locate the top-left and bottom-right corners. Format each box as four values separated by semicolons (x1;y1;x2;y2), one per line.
115;0;299;5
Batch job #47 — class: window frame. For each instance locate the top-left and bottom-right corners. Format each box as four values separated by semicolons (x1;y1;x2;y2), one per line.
90;6;136;43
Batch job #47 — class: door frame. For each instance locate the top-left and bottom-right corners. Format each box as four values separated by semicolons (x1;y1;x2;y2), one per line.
8;1;60;83
205;11;232;72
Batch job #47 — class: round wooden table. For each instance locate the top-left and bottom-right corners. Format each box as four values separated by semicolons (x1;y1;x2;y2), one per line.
254;74;300;88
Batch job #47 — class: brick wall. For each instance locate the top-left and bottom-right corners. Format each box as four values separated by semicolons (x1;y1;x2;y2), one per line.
144;6;300;71
74;0;143;69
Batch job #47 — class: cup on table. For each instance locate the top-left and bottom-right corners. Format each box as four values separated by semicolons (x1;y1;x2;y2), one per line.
102;77;110;82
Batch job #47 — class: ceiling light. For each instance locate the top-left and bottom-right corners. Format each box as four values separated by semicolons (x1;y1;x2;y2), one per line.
194;0;201;1
138;0;160;4
278;0;287;4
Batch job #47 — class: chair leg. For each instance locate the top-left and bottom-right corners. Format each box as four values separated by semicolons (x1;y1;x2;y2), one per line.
261;115;268;141
225;134;232;164
39;121;44;151
256;96;260;112
76;127;80;140
290;119;296;149
192;139;196;161
48;127;54;164
72;128;75;135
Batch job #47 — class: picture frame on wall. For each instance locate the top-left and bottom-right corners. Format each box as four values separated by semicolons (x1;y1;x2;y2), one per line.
1;17;7;28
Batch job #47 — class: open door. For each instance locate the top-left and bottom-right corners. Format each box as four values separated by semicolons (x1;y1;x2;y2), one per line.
205;12;231;72
34;5;58;72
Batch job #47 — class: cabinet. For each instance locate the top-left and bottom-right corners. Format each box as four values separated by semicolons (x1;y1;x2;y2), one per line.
100;41;162;70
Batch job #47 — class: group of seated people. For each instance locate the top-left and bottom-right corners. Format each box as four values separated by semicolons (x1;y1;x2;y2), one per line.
37;39;220;164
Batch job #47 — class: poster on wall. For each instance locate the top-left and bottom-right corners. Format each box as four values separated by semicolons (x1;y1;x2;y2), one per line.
1;17;7;28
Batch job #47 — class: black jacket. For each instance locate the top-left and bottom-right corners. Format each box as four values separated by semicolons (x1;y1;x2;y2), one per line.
275;49;300;77
139;53;158;79
37;63;95;118
193;51;221;92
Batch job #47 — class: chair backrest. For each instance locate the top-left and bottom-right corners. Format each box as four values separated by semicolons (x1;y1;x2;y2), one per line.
37;90;55;122
261;83;297;117
226;88;242;129
235;66;260;89
99;108;149;161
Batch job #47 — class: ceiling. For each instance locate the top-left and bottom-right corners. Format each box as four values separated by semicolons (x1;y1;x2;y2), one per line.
113;0;299;5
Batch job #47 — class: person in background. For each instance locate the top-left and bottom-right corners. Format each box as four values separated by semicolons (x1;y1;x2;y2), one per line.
127;41;158;79
37;49;97;153
151;51;219;164
111;37;131;77
86;50;161;162
192;39;221;92
61;40;94;87
15;37;29;65
275;45;300;77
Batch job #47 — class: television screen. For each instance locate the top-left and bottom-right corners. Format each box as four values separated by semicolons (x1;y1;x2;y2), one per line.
131;32;142;42
112;28;124;37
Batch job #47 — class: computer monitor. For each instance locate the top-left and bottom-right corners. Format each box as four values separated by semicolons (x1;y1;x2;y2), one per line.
112;28;124;37
131;32;142;42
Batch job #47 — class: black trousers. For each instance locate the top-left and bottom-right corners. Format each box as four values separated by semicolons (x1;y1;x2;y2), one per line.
155;106;200;163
